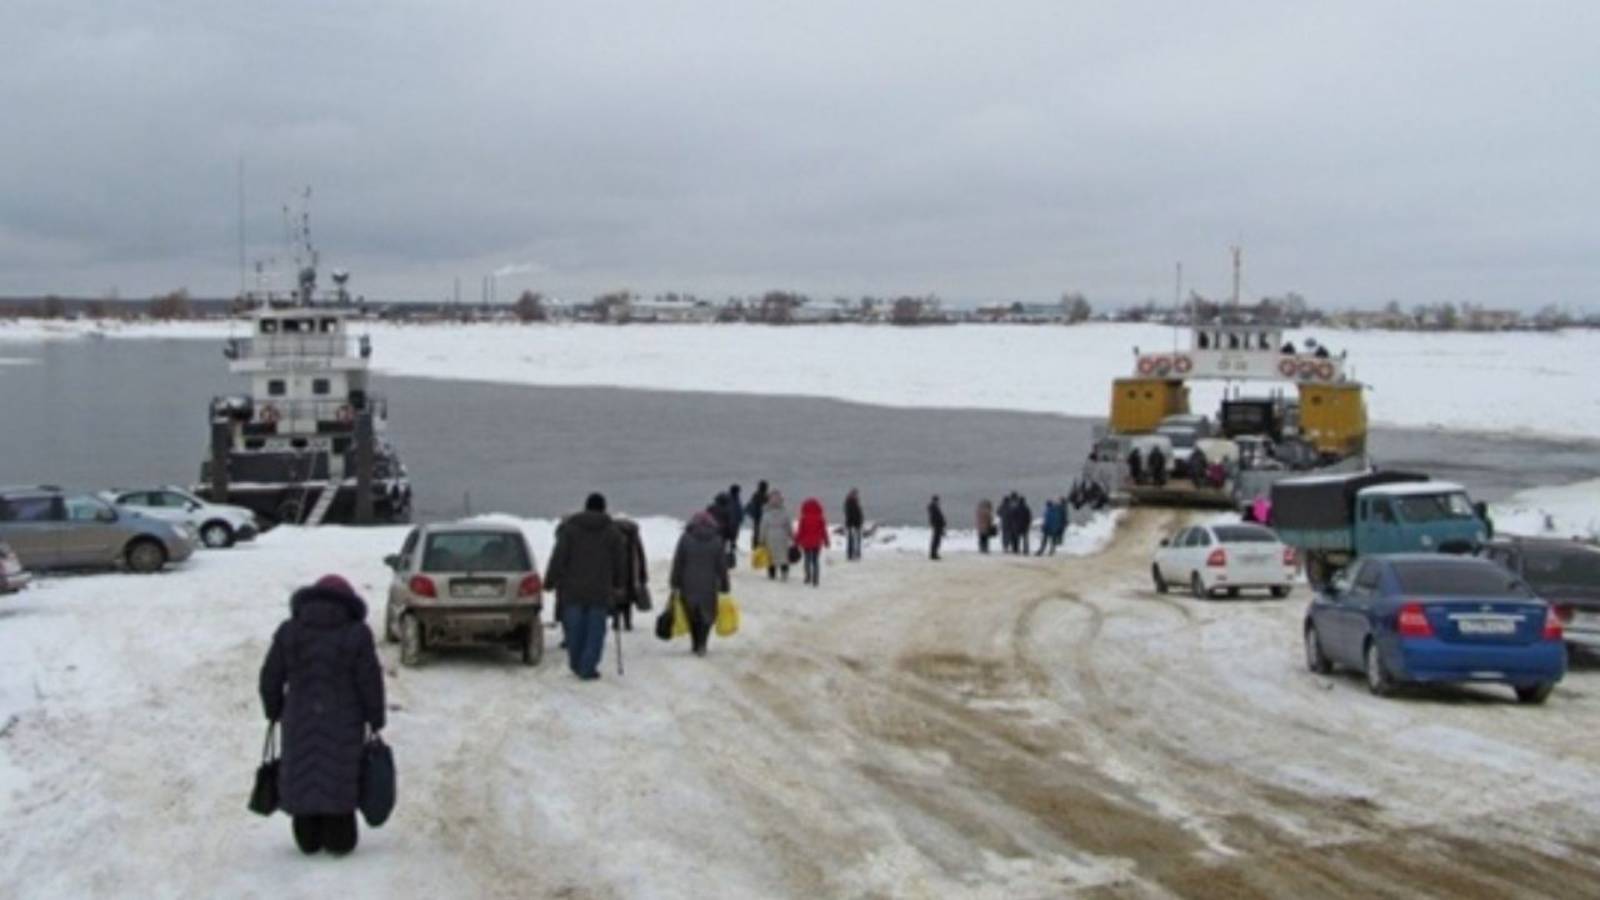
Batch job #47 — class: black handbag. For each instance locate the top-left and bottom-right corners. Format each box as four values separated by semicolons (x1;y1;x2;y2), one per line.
634;584;653;613
653;605;674;641
787;545;801;565
359;735;396;828
248;723;280;816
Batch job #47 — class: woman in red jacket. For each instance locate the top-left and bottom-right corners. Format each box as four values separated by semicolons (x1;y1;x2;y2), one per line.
794;497;831;587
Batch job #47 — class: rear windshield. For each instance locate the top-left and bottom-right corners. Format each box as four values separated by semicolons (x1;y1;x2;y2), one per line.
422;531;531;572
1395;562;1532;598
1214;525;1277;543
1521;549;1600;591
1158;428;1198;449
1393;492;1477;523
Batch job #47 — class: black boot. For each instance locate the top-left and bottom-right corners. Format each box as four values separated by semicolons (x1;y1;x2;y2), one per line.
292;816;325;855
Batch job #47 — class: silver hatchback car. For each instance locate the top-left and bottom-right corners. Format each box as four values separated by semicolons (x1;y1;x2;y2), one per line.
384;522;544;667
0;487;196;574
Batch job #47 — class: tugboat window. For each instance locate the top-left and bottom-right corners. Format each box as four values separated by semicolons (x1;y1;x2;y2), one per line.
267;379;286;397
260;320;278;334
312;378;331;396
321;318;338;333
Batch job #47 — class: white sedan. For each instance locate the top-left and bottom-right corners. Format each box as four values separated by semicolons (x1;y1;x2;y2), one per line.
1152;522;1297;599
105;487;260;549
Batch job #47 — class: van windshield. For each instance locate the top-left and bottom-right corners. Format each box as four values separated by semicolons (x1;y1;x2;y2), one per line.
422;532;531;572
1394;492;1477;523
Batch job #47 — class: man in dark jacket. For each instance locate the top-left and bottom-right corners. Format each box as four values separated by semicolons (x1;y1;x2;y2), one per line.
259;574;385;856
746;480;769;550
843;488;864;561
998;494;1016;554
545;493;626;680
1014;495;1033;555
726;485;744;560
1148;446;1168;487
927;495;947;560
670;511;730;656
1127;447;1144;486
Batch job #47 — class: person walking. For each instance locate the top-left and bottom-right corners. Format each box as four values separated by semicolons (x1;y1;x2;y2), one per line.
746;481;770;551
545;493;626;681
760;491;795;581
795;497;831;586
975;498;996;554
843;488;864;561
670;511;729;656
1037;499;1066;556
927;495;947;560
1014;495;1033;556
1148;446;1168;487
611;517;649;633
1127;447;1144;486
998;494;1016;554
258;574;386;857
724;485;744;565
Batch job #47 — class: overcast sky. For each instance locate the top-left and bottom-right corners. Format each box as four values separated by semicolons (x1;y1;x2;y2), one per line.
4;2;1596;308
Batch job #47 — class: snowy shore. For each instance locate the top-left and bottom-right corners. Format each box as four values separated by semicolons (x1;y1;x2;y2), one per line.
5;319;1600;439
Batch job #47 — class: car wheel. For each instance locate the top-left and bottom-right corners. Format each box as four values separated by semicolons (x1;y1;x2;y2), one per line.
1304;625;1332;674
400;615;423;667
1515;682;1554;705
1270;585;1291;599
384;601;399;643
125;538;167;574
200;521;234;549
1190;573;1210;600
1226;587;1240;599
521;623;544;666
1364;640;1394;697
1151;564;1168;594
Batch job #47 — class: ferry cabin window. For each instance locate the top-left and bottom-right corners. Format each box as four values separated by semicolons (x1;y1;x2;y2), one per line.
320;318;338;333
267;379;287;397
260;320;279;334
312;378;331;396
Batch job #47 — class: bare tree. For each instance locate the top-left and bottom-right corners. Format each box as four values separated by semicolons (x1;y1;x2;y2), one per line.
514;290;547;323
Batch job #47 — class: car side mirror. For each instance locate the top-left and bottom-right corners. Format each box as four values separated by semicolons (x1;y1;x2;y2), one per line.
188;501;202;512
383;554;400;570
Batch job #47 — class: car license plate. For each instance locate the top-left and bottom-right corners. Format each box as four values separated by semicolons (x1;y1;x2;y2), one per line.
1572;611;1600;629
1457;617;1516;635
450;582;503;599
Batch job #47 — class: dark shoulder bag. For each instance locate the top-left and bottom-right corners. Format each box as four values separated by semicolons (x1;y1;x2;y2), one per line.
359;734;397;828
248;723;280;816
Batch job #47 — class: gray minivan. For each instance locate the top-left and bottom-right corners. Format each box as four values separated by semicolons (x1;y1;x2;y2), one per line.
0;487;197;574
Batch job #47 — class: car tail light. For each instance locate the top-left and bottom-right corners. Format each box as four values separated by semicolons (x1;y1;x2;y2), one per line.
1206;548;1227;567
518;574;542;597
1555;604;1574;624
1398;602;1434;639
1282;546;1297;567
409;575;437;599
1544;607;1564;641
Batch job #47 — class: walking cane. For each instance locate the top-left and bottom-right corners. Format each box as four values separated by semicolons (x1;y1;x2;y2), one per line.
615;617;625;676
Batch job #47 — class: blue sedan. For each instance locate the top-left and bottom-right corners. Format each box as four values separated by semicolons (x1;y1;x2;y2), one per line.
1303;554;1565;703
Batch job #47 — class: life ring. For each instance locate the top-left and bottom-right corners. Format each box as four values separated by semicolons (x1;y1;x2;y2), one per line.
1153;356;1173;376
1278;358;1298;378
336;404;355;425
1172;355;1193;375
1314;361;1335;381
1297;360;1319;380
1137;357;1157;376
258;404;280;425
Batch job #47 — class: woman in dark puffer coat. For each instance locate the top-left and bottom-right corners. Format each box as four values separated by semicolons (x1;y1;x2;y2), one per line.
259;574;386;856
671;512;729;656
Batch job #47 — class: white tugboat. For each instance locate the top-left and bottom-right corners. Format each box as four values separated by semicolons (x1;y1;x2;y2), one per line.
196;202;411;525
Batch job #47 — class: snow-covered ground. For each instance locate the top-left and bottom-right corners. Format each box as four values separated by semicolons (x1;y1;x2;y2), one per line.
1493;477;1600;542
6;319;1600;439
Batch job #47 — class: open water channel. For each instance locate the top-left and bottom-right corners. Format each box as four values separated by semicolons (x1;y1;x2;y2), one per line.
2;338;1596;525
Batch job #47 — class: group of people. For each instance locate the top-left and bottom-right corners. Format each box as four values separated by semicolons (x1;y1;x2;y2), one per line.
254;480;1108;856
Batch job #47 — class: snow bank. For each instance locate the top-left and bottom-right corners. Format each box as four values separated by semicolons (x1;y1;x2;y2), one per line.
6;319;1599;438
1492;478;1600;541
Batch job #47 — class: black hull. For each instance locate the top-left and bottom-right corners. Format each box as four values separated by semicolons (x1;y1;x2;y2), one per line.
194;481;411;526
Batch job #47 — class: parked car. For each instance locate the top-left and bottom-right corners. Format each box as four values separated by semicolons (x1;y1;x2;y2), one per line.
384;522;544;667
104;486;259;549
1153;522;1297;598
1303;554;1564;703
1481;537;1600;654
0;539;30;593
0;486;196;574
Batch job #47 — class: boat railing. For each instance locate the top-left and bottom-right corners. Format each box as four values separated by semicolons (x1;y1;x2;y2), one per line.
213;394;389;427
225;334;363;361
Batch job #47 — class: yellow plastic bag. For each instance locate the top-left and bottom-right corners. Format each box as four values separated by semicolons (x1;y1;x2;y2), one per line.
751;545;771;571
671;592;690;638
716;594;740;637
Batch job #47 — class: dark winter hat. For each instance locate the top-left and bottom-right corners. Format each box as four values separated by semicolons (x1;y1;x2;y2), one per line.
314;574;356;596
585;492;607;512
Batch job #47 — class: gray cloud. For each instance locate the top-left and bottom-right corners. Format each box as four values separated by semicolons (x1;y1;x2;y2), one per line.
2;1;1596;308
